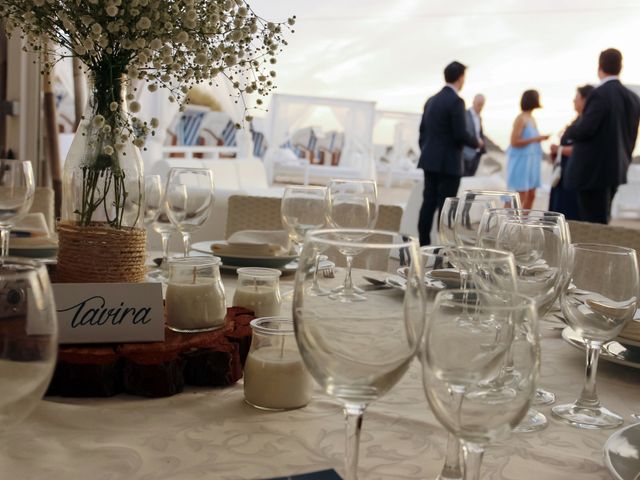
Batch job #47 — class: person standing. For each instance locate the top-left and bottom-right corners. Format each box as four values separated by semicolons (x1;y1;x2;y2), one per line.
417;61;481;245
564;48;640;224
506;90;549;209
548;84;595;220
463;94;487;176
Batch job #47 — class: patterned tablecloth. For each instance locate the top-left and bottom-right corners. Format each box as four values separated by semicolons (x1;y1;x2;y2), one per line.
1;273;638;480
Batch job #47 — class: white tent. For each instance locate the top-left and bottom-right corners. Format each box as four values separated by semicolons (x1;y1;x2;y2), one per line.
264;93;377;184
373;110;422;186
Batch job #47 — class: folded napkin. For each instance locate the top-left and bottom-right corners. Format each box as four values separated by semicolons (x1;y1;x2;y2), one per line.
10;213;58;247
212;230;291;257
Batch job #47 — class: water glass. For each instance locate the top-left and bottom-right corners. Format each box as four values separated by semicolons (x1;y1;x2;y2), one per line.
0;160;35;257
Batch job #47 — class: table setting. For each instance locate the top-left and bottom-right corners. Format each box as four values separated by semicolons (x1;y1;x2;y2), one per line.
1;181;640;480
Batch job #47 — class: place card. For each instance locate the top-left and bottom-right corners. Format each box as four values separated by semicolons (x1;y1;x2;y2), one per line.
263;470;343;480
52;283;164;344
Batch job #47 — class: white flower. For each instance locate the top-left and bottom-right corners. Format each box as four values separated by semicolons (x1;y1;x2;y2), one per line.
109;102;118;111
93;115;105;127
106;5;118;16
136;17;151;30
129;101;141;113
150;118;159;128
103;145;114;155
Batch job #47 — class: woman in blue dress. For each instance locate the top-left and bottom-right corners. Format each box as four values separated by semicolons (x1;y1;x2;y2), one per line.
548;84;594;220
507;90;550;209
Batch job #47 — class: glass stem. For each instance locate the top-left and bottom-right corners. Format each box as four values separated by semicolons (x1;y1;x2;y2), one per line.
311;254;325;292
0;227;9;257
181;232;191;258
440;434;463;479
343;255;355;295
463;442;485;480
160;231;171;270
576;341;602;409
344;403;365;480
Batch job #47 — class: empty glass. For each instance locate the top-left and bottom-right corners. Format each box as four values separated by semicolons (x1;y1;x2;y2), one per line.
421;290;539;480
0;160;35;257
454;191;520;248
164;167;214;257
0;257;58;429
439;197;460;247
293;229;425;480
325;179;378;302
552;244;639;429
281;185;327;254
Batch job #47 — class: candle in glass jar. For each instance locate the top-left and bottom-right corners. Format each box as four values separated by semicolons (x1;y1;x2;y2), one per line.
233;285;281;317
244;346;314;410
166;278;226;331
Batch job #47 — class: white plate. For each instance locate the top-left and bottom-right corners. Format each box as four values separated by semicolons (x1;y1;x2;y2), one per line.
604;423;640;480
561;327;640;370
191;240;298;269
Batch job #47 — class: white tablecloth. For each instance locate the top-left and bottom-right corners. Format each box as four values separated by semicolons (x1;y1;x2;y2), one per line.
2;274;638;479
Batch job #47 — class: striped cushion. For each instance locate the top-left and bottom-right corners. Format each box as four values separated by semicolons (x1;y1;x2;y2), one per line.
221;120;237;146
176;111;206;146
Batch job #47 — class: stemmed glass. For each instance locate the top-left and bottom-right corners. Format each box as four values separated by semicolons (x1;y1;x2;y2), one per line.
325;179;378;302
552;244;639;429
0;258;58;428
454;191;520;248
144;175;173;279
0;160;35;257
421;290;539;480
281;185;328;297
439;197;460;246
164;167;214;257
293;229;426;480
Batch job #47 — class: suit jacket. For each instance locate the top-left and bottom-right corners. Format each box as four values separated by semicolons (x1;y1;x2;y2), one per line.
463;108;486;162
564;79;640;190
418;87;479;176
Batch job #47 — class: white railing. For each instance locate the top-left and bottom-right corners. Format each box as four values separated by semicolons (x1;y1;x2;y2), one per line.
161;145;240;160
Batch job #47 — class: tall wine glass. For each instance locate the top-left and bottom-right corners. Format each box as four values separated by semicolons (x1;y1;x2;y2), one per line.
294;229;426;480
325;179;378;302
552;244;639;429
421;290;539;480
439;197;460;247
0;258;58;428
144;175;170;279
281;185;328;297
454;191;520;247
0;160;35;257
164;168;214;257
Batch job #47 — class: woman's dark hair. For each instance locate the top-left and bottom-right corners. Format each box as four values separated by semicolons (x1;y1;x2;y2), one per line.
520;89;541;111
577;84;595;99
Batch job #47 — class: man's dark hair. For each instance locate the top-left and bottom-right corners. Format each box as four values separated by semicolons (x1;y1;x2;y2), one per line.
520;89;541;111
444;61;466;84
599;48;623;75
577;84;595;99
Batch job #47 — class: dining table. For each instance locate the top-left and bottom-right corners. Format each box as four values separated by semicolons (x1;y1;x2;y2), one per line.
1;262;638;480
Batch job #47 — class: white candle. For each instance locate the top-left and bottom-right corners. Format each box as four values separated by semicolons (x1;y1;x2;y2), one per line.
244;346;314;410
233;285;281;317
166;279;226;331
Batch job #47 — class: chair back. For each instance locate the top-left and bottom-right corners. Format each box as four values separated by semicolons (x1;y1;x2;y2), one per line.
568;220;640;255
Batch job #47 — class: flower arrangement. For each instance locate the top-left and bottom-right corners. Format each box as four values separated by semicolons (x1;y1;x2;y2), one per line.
0;0;295;228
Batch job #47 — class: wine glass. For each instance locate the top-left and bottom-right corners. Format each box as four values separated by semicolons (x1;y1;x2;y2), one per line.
439;197;460;247
293;229;426;480
281;185;328;297
0;160;36;257
552;244;639;429
144;175;172;279
421;290;539;480
0;257;58;429
325;179;378;302
164;168;214;257
454;191;520;248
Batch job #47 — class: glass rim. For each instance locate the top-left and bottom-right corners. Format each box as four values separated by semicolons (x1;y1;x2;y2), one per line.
572;243;638;256
237;266;282;277
443;245;515;260
462;189;519;197
486;208;566;218
327;178;376;184
169;256;221;267
250;316;294;334
283;185;327;192
0;256;47;277
434;289;537;311
306;228;416;249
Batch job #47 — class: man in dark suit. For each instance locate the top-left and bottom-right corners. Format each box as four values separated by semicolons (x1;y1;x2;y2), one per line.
417;61;481;245
463;94;487;176
564;48;640;224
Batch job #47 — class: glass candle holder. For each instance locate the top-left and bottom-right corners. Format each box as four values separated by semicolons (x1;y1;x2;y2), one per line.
233;267;282;317
165;257;226;333
244;317;314;410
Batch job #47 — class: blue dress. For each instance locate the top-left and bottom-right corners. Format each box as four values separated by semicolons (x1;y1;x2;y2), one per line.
507;121;543;191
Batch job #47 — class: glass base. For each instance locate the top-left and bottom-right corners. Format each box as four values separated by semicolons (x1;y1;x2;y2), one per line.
331;284;365;295
533;388;556;406
329;291;367;302
513;408;547;433
435;471;463;480
244;398;308;411
167;324;224;333
551;402;623;429
146;268;168;282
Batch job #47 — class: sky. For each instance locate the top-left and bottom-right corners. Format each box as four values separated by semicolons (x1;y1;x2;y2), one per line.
250;0;640;149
